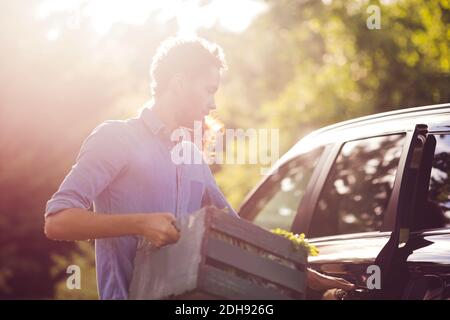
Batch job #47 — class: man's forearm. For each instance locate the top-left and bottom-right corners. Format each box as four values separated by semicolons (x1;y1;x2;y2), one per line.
44;208;143;241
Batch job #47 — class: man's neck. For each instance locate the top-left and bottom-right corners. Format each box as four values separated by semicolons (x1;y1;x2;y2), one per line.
151;95;179;133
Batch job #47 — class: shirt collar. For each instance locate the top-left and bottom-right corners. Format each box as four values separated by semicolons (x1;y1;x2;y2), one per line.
140;104;167;137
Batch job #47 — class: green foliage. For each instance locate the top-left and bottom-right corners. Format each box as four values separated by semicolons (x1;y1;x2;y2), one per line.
212;0;450;212
271;228;319;256
52;242;98;300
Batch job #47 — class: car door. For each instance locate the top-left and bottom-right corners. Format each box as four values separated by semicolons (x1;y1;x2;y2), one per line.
391;128;450;300
311;123;450;300
296;131;411;298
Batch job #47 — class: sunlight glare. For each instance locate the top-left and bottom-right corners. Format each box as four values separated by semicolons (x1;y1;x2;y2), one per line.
36;0;268;38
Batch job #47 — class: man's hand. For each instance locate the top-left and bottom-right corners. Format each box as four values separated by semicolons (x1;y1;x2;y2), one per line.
137;212;181;249
307;268;355;292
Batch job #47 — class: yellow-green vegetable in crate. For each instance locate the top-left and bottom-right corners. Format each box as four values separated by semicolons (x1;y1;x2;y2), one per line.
271;228;319;257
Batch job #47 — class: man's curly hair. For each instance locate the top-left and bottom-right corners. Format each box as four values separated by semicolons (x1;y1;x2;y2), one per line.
149;36;227;97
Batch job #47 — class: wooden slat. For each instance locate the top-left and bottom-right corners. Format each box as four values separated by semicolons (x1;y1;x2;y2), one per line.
206;238;306;293
198;265;298;300
209;210;307;265
128;211;207;299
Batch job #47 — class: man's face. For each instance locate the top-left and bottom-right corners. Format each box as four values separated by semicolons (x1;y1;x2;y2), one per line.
174;65;220;129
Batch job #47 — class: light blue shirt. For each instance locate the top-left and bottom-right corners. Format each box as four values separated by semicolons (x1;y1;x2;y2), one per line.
45;106;238;299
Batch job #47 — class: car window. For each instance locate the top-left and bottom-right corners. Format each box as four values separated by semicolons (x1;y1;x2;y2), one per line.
246;147;324;231
426;133;450;228
309;134;406;238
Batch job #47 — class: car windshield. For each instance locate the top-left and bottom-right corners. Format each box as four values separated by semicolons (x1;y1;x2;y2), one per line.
242;146;324;231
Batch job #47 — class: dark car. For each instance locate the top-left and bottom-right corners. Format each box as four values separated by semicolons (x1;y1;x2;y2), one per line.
238;103;450;300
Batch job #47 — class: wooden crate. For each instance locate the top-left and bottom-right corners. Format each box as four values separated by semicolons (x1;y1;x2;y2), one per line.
128;206;307;300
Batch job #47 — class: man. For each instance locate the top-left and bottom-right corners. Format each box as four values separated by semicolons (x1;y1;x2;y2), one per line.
45;36;354;299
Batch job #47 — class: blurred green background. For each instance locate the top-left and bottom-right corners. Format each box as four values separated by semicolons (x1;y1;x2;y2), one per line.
0;0;449;299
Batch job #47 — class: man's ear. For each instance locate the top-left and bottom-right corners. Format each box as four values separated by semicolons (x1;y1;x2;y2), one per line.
171;73;186;95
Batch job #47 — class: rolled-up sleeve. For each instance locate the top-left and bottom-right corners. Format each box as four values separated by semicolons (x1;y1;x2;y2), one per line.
45;121;128;217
